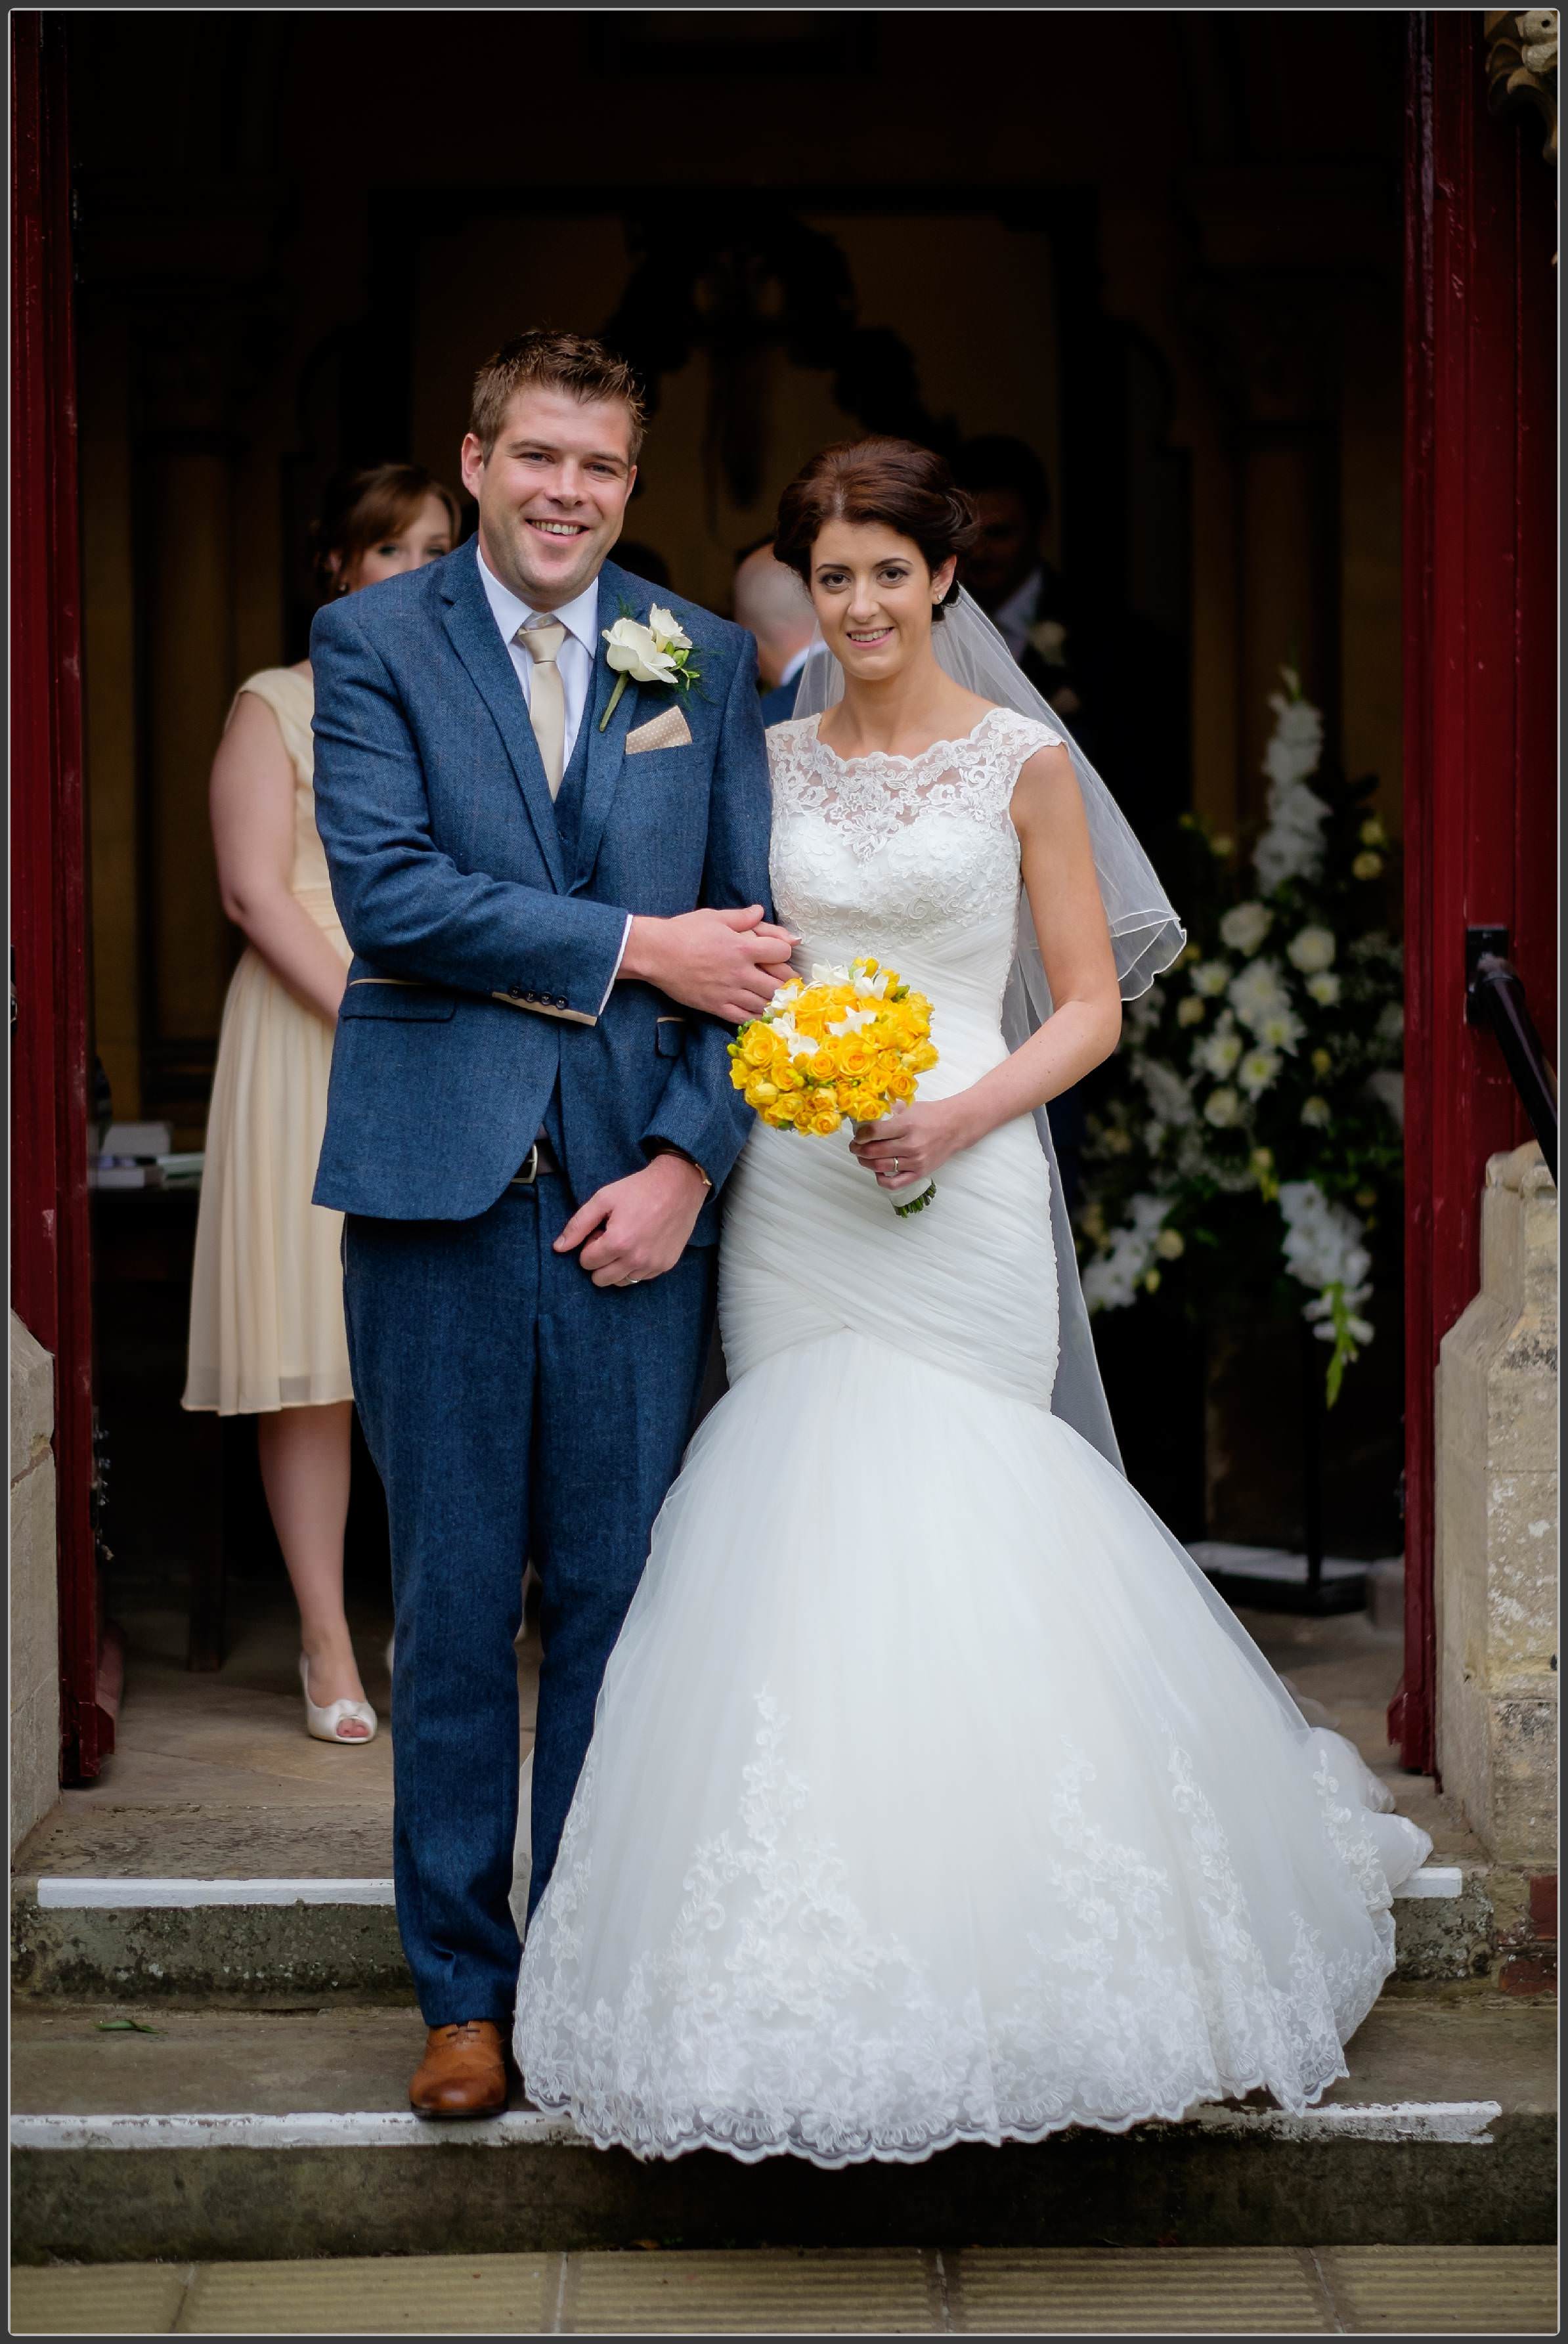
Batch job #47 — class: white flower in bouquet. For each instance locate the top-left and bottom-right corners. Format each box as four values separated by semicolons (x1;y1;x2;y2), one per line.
1177;995;1206;1027
767;1014;819;1063
1220;901;1273;956
1305;972;1341;1007
1135;1055;1197;1129
1376;1001;1404;1045
1238;1047;1282;1100
1192;1014;1244;1081
1154;1226;1186;1260
1190;959;1231;997
1143;1119;1167;1154
1228;957;1292;1036
1301;1095;1332;1128
1286;925;1337;974
1203;1086;1242;1128
1364;1069;1405;1129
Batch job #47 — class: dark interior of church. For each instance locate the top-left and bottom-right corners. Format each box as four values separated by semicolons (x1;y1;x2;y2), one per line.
64;7;1411;1620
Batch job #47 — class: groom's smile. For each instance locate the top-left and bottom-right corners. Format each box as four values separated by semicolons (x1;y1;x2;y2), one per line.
461;385;638;613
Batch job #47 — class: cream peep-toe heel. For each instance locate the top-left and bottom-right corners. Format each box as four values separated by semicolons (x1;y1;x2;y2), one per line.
299;1653;378;1746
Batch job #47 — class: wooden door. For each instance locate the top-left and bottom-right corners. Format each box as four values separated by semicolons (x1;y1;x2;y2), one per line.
1395;12;1557;1773
11;12;110;1780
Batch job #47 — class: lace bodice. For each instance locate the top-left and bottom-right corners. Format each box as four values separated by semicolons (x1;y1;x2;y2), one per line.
766;707;1061;1005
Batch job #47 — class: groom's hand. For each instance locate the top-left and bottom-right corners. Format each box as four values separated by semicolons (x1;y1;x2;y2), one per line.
621;906;796;1024
554;1154;708;1288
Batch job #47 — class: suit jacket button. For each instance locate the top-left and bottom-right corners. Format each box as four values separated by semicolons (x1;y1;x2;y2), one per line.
555;997;567;1009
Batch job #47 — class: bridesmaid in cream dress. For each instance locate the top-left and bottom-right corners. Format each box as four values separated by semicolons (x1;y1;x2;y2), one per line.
183;465;459;1742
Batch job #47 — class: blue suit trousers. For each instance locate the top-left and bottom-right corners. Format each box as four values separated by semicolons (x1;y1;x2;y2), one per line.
343;1178;715;2027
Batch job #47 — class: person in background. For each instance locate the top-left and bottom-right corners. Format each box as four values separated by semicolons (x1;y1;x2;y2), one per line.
183;463;460;1744
955;437;1102;1208
951;435;1084;724
733;537;817;724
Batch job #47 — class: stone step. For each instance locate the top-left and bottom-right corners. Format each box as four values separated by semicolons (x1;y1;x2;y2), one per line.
11;1997;1555;2262
10;1865;1502;2005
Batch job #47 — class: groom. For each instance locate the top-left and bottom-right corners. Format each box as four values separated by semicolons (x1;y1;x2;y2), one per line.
310;330;787;2117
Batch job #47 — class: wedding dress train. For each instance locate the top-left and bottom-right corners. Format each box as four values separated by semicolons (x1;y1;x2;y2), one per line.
513;705;1429;2167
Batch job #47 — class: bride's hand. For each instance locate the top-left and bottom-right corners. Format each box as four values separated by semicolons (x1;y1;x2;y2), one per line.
849;1098;977;1192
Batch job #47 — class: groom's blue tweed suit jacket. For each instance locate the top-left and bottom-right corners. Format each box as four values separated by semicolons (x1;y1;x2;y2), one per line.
309;540;773;1235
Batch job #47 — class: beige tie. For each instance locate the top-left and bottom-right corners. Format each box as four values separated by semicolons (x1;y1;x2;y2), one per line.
519;619;567;798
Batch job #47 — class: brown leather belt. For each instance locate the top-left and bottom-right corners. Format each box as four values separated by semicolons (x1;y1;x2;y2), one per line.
510;1134;561;1186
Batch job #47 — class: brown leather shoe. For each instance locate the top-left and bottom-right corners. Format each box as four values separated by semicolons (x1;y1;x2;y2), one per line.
409;2020;513;2119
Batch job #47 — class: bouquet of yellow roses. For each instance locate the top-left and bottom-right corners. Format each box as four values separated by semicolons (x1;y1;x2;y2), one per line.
729;956;941;1217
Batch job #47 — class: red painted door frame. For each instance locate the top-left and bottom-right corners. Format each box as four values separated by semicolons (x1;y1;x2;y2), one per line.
11;13;110;1781
1394;12;1557;1774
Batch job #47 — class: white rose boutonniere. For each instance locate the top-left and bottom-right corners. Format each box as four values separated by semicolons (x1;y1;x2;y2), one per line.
599;603;702;730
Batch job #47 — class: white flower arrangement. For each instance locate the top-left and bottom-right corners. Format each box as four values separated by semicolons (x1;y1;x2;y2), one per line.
1081;1191;1171;1309
1278;1178;1374;1400
1286;925;1337;974
1228;957;1294;1037
1219;901;1273;955
1076;663;1403;1402
1253;676;1332;894
1192;1013;1244;1081
1133;1054;1197;1129
1238;1047;1282;1100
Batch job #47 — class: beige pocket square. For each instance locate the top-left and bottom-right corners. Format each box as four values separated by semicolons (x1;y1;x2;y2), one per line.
625;703;693;755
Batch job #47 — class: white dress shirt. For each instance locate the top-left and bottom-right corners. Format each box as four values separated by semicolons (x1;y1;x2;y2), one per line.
477;546;599;770
778;643;810;691
476;545;630;1015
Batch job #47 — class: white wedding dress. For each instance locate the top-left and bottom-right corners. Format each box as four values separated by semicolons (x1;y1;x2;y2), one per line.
513;705;1430;2168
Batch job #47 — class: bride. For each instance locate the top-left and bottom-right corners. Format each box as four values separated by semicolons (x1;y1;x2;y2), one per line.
513;437;1430;2167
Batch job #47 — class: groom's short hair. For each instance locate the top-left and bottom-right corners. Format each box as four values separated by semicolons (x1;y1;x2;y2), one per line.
469;330;647;461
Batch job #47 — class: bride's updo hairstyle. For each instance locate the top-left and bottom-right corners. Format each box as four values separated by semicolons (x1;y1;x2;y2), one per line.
773;439;977;621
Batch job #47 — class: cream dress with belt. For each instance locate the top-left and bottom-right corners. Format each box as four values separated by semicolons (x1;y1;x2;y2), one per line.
183;666;354;1415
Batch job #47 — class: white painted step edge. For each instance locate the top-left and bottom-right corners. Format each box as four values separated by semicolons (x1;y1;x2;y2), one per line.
10;2101;1503;2152
32;1865;1470;1910
1395;1865;1467;1899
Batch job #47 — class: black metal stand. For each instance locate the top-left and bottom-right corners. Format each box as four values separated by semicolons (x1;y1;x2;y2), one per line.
1204;1320;1370;1616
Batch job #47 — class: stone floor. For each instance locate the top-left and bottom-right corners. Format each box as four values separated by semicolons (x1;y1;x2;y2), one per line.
8;2246;1559;2334
19;1562;1467;1882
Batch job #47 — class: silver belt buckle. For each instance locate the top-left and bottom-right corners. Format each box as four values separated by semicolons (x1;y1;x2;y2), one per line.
511;1142;540;1188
